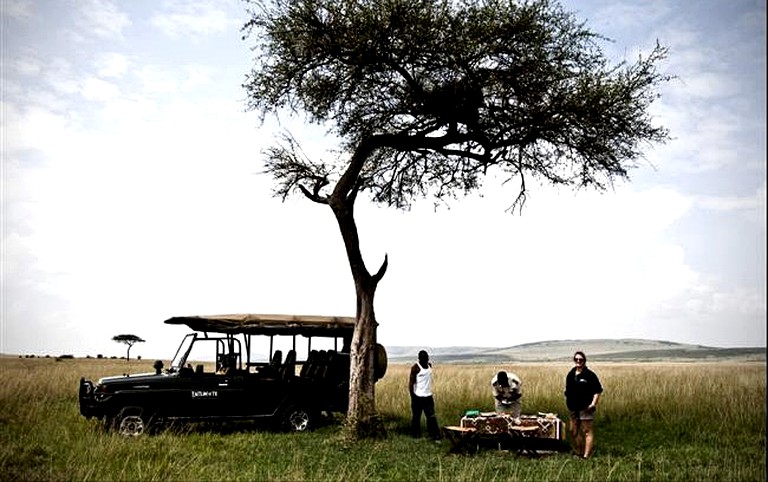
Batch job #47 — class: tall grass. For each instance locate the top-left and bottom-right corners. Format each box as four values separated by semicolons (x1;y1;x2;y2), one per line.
1;357;764;481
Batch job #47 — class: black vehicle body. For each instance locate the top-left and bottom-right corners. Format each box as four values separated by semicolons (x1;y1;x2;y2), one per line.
79;314;387;435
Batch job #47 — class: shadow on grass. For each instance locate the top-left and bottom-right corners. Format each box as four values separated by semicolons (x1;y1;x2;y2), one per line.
140;411;346;437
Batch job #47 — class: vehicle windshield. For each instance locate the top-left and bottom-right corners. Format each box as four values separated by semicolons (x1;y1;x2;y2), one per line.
170;333;196;370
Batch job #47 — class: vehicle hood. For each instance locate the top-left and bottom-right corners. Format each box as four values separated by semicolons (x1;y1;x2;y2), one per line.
97;372;170;385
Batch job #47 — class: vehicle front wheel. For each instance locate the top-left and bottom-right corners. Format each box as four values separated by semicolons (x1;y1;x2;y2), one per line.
281;406;313;432
111;407;148;437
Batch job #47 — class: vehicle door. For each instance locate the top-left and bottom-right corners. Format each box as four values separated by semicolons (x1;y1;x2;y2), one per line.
234;371;289;417
185;339;231;417
217;348;290;417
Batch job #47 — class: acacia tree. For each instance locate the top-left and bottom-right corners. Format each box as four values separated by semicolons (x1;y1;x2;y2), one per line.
242;0;670;439
112;334;145;361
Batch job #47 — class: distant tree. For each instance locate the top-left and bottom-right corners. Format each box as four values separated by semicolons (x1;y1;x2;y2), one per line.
243;0;670;439
112;334;145;361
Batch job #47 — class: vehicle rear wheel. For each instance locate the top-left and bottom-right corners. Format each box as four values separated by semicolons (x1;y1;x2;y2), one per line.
282;406;312;432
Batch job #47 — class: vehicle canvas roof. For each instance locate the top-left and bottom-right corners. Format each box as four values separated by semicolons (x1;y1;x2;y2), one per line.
164;313;356;336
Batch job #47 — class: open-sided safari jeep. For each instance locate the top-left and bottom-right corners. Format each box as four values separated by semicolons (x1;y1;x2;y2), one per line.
79;314;387;436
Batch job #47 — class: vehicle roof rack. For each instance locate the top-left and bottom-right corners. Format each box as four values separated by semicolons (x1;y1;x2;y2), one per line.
164;314;356;336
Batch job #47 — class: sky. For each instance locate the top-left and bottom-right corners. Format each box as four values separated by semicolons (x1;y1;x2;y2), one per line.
1;0;765;360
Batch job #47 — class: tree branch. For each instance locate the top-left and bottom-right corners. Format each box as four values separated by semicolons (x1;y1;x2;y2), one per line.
298;183;329;204
372;253;389;284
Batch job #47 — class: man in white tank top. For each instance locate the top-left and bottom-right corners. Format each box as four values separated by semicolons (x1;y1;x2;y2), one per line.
408;350;440;440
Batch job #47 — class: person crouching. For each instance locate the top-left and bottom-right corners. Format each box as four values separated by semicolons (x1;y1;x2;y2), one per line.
491;370;523;420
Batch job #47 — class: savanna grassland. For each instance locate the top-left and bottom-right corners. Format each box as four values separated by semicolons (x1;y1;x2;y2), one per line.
0;357;764;481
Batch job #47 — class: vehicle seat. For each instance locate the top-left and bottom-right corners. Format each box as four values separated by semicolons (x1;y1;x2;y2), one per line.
326;350;349;382
300;350;318;378
270;350;283;368
315;350;330;380
331;351;350;382
280;349;296;379
306;350;324;379
195;364;204;375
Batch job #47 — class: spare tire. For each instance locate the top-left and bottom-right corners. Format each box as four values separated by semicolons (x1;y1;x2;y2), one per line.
374;343;388;381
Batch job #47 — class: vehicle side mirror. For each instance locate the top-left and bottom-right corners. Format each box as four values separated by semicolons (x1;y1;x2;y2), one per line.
153;360;164;375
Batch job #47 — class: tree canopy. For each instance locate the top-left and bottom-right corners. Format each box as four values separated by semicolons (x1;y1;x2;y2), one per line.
244;0;670;212
112;334;145;361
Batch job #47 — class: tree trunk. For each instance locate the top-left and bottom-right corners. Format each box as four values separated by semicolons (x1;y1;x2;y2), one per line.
345;282;385;439
328;188;387;440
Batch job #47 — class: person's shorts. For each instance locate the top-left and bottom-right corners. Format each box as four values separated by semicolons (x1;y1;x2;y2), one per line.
569;406;596;421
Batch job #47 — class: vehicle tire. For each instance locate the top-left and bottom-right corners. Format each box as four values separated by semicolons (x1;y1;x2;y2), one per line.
112;407;148;437
281;406;313;432
374;343;388;381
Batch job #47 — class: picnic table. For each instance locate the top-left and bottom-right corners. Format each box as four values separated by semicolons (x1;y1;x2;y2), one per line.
442;412;569;456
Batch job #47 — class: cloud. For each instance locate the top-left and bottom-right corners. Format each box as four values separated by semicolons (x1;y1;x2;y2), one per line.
181;65;214;90
2;0;34;19
40;58;81;97
3;0;764;356
650;86;764;174
696;184;766;212
646;279;767;347
3;104;79;156
136;65;180;94
579;2;766;177
95;52;130;78
81;77;120;102
7;55;42;77
695;183;767;228
585;0;673;35
2;54;78;105
75;0;131;39
360;183;709;346
150;1;234;39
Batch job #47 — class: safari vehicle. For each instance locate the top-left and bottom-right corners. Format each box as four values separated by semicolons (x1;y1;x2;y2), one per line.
79;314;387;436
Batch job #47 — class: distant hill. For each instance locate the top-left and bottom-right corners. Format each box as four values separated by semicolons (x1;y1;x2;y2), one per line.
387;339;766;363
